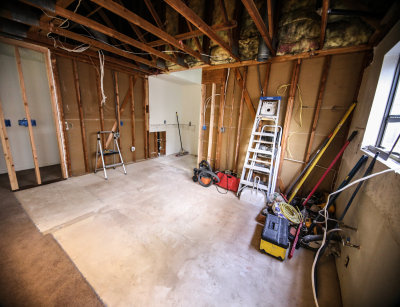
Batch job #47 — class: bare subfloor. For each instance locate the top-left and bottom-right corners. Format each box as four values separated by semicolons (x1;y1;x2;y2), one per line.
16;155;342;307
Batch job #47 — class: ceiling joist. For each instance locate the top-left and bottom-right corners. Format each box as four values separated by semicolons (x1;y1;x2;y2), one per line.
319;0;330;50
19;0;181;69
147;22;237;48
52;5;185;68
164;0;240;62
241;0;275;56
91;0;205;63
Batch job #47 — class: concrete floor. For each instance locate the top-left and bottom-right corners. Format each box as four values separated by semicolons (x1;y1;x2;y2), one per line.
16;155;342;307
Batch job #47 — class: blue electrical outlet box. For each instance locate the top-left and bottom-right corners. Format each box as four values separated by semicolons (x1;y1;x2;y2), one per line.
4;119;11;127
202;125;207;130
120;121;123;126
18;119;36;127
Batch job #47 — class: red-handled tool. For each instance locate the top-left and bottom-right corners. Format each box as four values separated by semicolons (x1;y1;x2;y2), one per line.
288;130;358;259
302;131;358;207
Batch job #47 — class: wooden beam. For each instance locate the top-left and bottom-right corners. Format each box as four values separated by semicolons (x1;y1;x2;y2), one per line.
113;71;121;134
54;49;143;76
215;69;227;170
232;0;243;60
143;78;149;158
234;67;248;173
0;36;48;54
105;88;132;148
198;84;206;164
304;55;331;163
186;20;203;53
130;75;137;161
47;24;154;73
4;2;155;73
143;0;163;28
91;0;205;63
51;5;185;68
147;22;237;48
201;0;214;59
202;45;372;70
267;0;273;39
262;62;271;95
235;68;256;117
226;70;236;170
14;47;41;185
241;0;275;56
207;83;217;165
218;0;234;48
50;53;71;176
164;0;240;61
0;8;152;74
96;82;133;167
319;0;330;50
138;0;176;60
108;1;157;62
80;1;132;54
277;59;302;183
72;59;89;173
95;70;105;147
38;0;75;24
45;50;68;179
0;99;18;190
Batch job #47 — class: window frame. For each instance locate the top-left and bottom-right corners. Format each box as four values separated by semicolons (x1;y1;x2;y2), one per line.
375;55;400;151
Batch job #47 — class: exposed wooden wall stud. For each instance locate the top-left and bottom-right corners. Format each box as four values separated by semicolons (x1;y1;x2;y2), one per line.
207;83;217;165
0;99;19;190
277;59;302;185
130;75;137;161
215;69;227;170
72;59;89;173
304;55;331;163
95;70;105;147
45;51;68;179
14;47;42;184
235;68;256;117
143;77;149;158
319;0;330;50
234;67;248;173
198;84;207;164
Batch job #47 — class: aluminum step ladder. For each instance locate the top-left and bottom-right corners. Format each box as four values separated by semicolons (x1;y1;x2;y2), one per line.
95;131;127;179
237;96;282;200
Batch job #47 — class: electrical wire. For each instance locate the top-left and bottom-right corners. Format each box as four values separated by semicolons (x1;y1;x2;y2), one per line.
59;0;82;28
279;202;303;224
47;33;90;52
276;84;304;127
98;50;107;106
311;167;399;307
203;94;221;127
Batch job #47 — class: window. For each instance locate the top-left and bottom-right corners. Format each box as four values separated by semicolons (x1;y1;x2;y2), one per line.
373;56;400;160
363;41;400;165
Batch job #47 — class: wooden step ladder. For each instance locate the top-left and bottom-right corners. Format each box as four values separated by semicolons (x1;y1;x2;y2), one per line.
95;131;127;180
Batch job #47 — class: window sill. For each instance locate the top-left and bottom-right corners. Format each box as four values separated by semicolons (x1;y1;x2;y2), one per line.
361;146;400;174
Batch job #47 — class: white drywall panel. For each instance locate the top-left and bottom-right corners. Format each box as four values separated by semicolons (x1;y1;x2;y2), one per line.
0;43;59;173
149;69;201;156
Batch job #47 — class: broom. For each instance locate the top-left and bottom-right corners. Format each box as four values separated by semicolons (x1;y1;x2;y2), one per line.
175;112;189;156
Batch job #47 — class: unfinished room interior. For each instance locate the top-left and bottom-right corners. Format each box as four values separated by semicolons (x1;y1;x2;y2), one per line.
0;0;399;306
